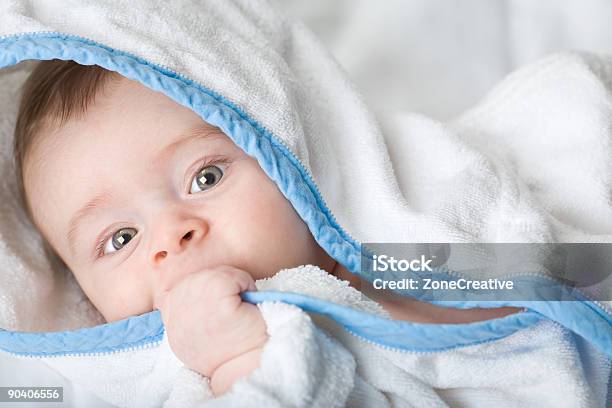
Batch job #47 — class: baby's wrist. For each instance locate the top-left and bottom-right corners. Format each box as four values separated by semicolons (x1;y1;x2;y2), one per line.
186;301;268;378
209;346;264;396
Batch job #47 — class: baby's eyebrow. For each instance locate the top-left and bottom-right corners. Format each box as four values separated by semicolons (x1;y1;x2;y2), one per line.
67;191;113;256
66;123;221;256
151;124;221;168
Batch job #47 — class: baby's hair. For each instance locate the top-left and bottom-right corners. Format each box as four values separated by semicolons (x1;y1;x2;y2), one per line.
13;60;118;271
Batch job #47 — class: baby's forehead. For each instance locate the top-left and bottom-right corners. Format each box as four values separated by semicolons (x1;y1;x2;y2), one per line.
33;78;223;152
25;92;231;198
23;72;239;210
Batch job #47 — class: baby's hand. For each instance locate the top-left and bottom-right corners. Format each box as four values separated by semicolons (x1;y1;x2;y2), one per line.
157;266;268;394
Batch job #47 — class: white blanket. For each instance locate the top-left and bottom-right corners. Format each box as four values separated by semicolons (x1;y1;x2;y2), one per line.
0;0;610;406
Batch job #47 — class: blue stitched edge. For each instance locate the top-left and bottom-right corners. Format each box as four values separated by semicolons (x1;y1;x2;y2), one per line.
242;291;545;352
0;310;164;356
0;32;609;358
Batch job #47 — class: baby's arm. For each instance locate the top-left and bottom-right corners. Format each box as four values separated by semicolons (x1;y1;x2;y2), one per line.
164;301;363;408
158;266;268;396
209;347;263;395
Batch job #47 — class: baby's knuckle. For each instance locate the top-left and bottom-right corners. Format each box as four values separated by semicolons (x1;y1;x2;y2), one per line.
206;273;230;290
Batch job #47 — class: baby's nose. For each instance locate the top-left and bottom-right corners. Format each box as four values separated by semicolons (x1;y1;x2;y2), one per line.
149;217;208;265
152;230;195;263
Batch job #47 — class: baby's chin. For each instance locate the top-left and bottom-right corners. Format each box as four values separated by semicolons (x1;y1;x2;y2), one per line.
97;301;157;324
99;308;136;324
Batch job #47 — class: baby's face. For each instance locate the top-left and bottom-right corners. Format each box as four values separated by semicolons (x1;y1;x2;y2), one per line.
24;76;334;322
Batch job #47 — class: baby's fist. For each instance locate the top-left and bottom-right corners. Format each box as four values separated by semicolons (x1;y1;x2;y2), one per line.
158;266;268;379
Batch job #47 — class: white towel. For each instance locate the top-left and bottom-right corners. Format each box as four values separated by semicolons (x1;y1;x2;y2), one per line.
0;0;610;406
34;266;607;407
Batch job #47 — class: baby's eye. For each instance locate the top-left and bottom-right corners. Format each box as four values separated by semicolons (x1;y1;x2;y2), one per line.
190;165;224;194
103;227;137;255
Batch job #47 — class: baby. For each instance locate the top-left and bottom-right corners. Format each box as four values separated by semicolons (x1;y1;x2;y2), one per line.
13;60;519;396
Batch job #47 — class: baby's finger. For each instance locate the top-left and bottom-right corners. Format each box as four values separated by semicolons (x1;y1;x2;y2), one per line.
227;267;257;294
247;279;257;292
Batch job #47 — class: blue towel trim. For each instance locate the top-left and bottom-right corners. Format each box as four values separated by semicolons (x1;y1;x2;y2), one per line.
0;292;542;356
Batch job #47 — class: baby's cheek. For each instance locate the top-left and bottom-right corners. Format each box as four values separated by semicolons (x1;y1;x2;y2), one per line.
93;274;154;322
229;160;331;275
248;197;323;272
